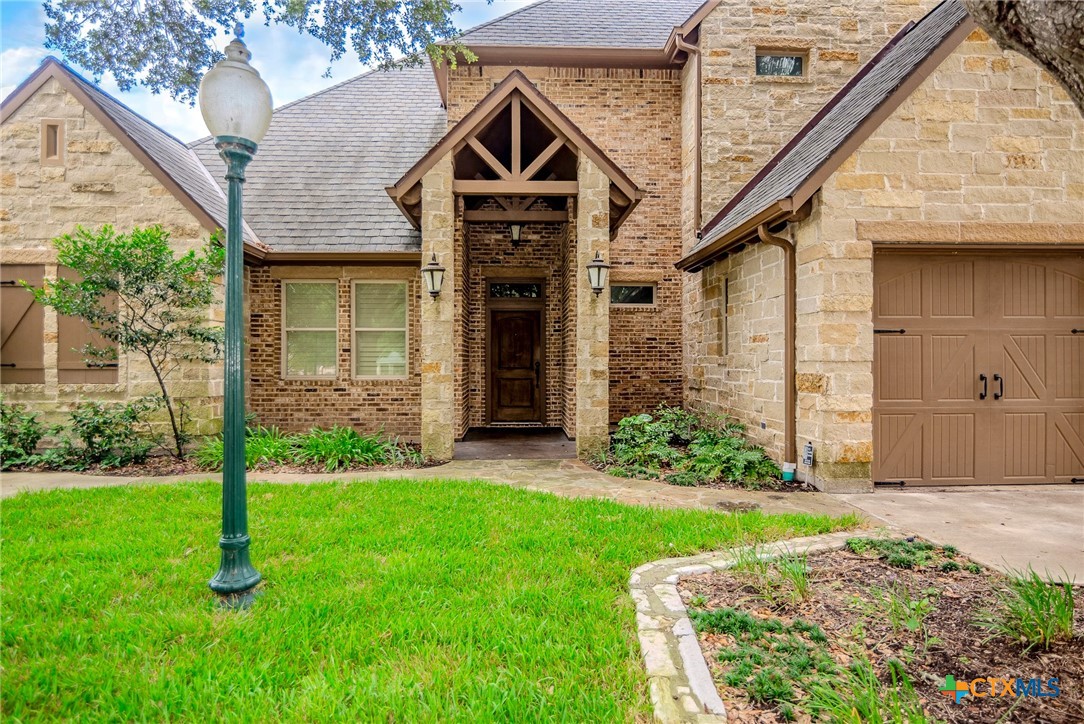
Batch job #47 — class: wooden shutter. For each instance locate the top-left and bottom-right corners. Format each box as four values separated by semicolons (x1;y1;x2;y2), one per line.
1;265;45;384
56;267;118;384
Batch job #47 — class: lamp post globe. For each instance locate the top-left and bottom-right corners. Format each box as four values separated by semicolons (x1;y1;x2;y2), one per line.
198;25;271;597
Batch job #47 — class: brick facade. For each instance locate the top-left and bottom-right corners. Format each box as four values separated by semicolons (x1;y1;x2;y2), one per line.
448;66;685;424
0;78;223;434
244;265;422;438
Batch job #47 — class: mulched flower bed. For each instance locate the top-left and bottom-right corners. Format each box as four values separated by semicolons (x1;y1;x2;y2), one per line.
16;454;440;478
679;540;1083;723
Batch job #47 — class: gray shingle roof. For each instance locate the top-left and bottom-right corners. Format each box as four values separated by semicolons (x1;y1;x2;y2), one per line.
59;63;262;247
691;0;970;257
458;0;705;49
191;65;444;253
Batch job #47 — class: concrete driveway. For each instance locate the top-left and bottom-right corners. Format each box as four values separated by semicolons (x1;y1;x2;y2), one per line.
840;485;1084;582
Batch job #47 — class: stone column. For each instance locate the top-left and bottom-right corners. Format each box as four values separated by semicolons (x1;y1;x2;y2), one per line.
575;156;610;459
420;154;456;461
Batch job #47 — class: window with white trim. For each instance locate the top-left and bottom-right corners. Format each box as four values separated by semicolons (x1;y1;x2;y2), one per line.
283;281;338;378
610;284;655;306
353;281;408;378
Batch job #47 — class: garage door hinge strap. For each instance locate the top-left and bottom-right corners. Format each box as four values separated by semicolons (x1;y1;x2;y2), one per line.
874;329;906;335
874;480;906;487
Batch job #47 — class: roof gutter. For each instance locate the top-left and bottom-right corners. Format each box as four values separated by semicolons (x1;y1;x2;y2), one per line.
671;33;703;230
675;200;793;272
757;223;797;479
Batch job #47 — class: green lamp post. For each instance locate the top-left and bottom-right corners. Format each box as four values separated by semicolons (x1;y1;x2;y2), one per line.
198;25;272;596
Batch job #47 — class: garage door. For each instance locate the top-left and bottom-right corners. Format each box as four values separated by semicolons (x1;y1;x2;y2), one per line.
873;251;1084;486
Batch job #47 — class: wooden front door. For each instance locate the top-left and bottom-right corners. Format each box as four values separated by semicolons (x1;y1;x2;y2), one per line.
489;309;543;423
873;252;1084;485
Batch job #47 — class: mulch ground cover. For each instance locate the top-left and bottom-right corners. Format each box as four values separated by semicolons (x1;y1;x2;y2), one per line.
679;540;1083;723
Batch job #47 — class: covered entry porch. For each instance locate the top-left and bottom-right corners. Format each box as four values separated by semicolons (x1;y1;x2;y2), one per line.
387;71;642;461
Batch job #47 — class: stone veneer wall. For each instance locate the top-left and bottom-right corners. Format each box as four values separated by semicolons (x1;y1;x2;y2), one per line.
0;77;223;434
683;0;940;462
789;30;1084;490
698;0;940;217
244;265;422;438
688;29;1083;490
447;66;684;423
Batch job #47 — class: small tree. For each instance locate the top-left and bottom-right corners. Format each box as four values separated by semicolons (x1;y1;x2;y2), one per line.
31;225;225;457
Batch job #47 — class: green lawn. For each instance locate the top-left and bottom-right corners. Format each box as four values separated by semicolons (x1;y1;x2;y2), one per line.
1;480;859;721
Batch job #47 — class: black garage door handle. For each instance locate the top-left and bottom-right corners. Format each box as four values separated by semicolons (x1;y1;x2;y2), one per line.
993;373;1004;400
979;373;987;400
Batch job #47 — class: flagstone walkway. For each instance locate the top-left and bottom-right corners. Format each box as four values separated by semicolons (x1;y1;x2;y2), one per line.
0;459;859;518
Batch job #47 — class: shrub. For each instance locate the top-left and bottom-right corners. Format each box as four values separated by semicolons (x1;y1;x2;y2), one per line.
296;426;404;471
47;398;160;470
611;413;679;469
0;399;45;470
683;433;780;483
194;425;299;470
604;405;782;487
975;567;1075;652
195;425;425;472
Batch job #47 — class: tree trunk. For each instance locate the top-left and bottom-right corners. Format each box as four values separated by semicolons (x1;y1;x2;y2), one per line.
963;0;1084;116
146;353;185;458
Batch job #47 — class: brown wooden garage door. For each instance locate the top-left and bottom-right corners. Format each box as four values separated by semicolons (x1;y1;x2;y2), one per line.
873;251;1084;486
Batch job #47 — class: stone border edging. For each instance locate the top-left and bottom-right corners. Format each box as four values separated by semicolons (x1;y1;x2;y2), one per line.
629;530;857;723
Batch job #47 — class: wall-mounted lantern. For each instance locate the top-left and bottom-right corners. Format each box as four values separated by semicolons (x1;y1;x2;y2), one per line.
586;251;610;296
422;254;446;298
509;222;523;246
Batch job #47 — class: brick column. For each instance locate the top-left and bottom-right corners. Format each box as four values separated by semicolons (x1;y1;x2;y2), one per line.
420;154;456;461
575;156;610;459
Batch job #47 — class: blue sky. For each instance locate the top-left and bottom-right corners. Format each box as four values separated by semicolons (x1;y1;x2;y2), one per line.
0;0;533;141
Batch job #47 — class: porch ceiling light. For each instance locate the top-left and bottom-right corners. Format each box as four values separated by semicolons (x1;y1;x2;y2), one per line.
422;254;446;298
586;251;610;297
509;222;523;246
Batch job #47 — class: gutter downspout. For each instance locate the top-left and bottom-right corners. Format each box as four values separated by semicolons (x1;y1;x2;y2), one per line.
673;34;702;229
757;223;797;481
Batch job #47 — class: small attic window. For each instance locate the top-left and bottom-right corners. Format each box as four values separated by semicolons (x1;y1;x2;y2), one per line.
755;51;806;77
41;120;64;165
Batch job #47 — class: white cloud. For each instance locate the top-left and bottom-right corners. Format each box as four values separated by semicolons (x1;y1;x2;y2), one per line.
0;45;48;99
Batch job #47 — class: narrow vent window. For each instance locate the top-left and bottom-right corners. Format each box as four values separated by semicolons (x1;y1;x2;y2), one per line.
41;121;64;165
755;53;805;77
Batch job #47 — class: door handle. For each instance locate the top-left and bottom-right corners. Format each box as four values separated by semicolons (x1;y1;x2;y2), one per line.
534;360;541;386
993;373;1003;400
979;373;987;400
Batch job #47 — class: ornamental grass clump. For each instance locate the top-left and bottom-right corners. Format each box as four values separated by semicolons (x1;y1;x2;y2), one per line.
975;567;1076;652
194;424;424;472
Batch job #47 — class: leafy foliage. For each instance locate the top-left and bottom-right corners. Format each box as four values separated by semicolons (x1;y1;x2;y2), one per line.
194;424;425;471
0;399;45;470
43;0;482;105
42;399;161;470
846;537;938;569
975;567;1076;652
692;606;836;717
603;405;781;487
30;225;224;457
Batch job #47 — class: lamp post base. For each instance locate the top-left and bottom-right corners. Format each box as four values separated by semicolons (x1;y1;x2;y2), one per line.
209;534;261;594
